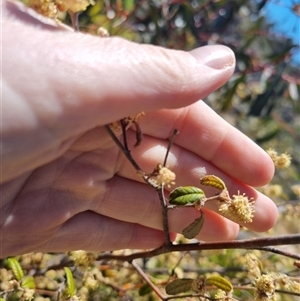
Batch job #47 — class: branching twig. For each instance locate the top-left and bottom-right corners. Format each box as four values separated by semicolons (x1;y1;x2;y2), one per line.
105;123;179;247
97;234;300;262
105;124;145;176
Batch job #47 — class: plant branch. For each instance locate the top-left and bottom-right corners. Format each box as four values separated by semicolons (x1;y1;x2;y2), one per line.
97;234;300;262
157;186;172;246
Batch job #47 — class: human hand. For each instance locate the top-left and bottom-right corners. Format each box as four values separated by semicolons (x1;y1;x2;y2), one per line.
1;0;277;258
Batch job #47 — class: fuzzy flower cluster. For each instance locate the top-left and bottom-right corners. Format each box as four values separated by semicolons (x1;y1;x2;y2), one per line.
244;253;262;279
214;289;232;300
254;274;276;301
263;184;283;198
266;148;291;169
291;184;300;196
218;192;255;224
244;253;300;300
28;0;93;18
151;165;176;188
275;274;300;293
69;250;98;269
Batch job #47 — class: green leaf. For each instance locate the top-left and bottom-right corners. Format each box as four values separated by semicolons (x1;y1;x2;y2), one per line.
169;186;205;206
21;276;36;289
64;267;76;297
182;212;205;239
139;283;152;296
206;275;233;292
123;0;135;12
165;279;193;295
6;257;24;281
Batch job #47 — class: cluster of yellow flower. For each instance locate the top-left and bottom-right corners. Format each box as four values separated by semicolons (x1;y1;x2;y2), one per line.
151;165;176;188
218;191;255;224
69;250;98;269
27;0;93;18
267;148;292;169
244;253;300;301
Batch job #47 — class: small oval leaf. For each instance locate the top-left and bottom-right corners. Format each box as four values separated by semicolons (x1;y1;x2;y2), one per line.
169;186;205;205
166;279;193;295
200;175;227;191
206;275;233;292
182;212;205;239
21;276;36;289
139;283;152;296
64;267;76;297
6;257;24;281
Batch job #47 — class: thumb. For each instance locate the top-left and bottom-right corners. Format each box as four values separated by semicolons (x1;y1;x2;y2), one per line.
57;40;235;127
4;0;235;132
3;0;235;181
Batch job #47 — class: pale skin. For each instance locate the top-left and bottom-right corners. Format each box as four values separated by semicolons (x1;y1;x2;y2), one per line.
1;0;278;258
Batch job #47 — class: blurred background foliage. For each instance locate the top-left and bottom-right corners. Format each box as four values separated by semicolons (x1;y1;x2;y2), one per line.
2;0;299;300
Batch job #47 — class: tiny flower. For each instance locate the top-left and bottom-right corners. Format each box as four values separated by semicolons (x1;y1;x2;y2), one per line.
69;251;98;268
266;149;292;169
218;192;255;224
56;0;94;13
244;253;262;279
21;288;35;301
214;289;231;300
275;274;300;293
254;274;276;301
275;153;291;169
151;165;176;188
263;184;283;198
28;0;58;18
266;148;278;163
291;184;300;196
83;273;98;290
97;27;110;37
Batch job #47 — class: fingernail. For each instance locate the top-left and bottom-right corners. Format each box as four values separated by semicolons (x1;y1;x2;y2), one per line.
190;45;235;69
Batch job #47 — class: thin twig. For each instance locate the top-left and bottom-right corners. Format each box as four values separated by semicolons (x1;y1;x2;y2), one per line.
253;246;300;260
131;260;166;299
163;129;179;167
